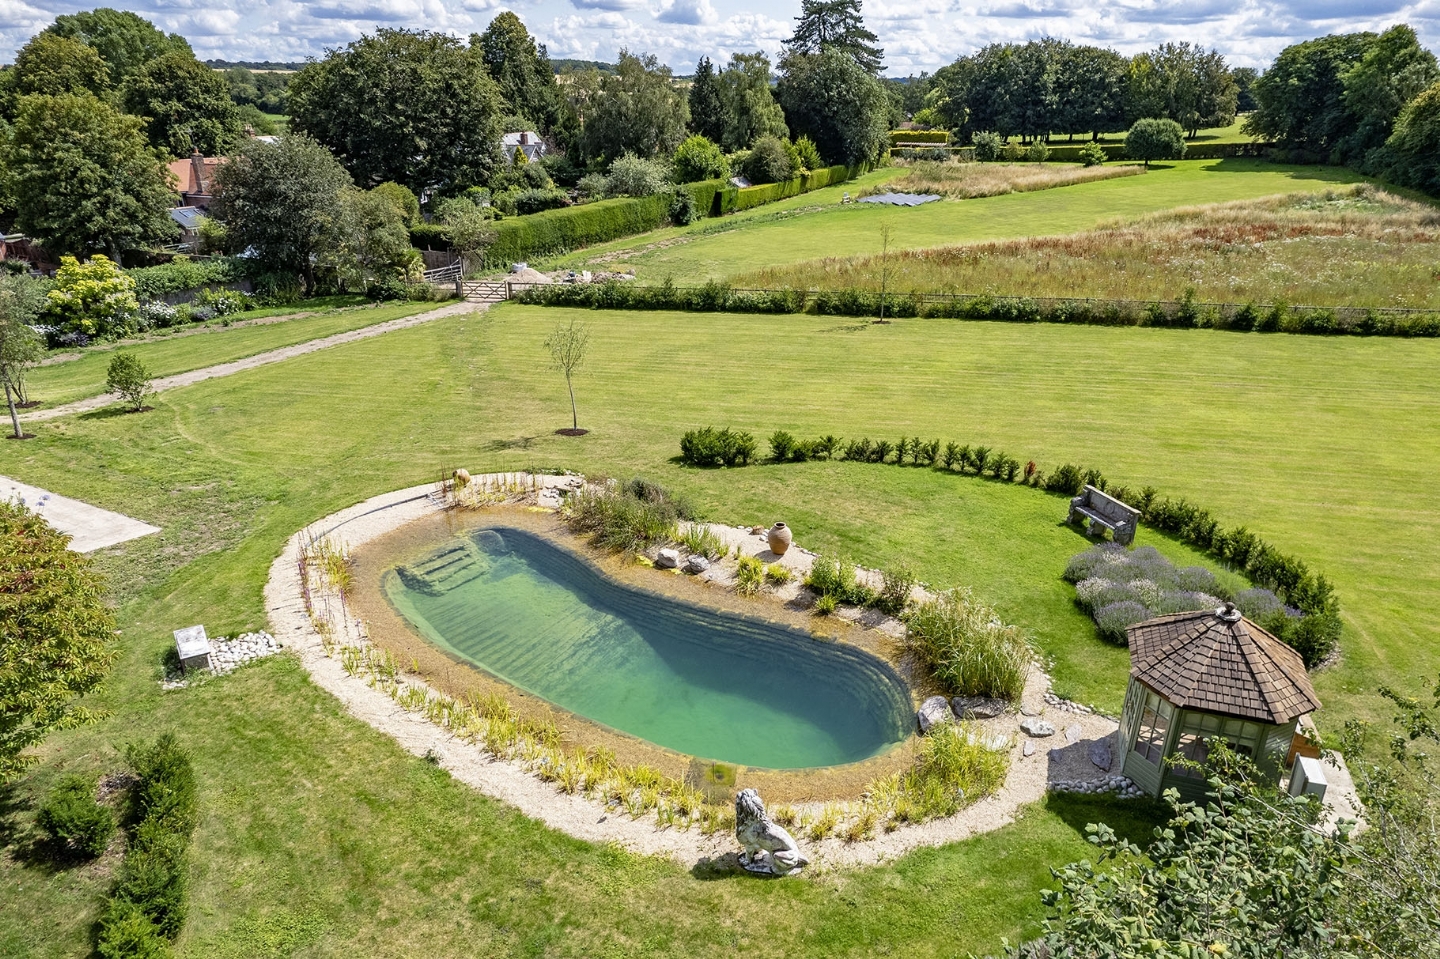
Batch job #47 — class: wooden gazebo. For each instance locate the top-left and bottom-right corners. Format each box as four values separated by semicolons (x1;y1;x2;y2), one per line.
1118;602;1321;802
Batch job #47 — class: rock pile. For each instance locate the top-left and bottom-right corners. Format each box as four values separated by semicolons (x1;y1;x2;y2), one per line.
1043;692;1095;715
209;631;282;675
1049;775;1145;799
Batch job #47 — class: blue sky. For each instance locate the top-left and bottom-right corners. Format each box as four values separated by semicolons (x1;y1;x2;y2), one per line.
2;0;1436;73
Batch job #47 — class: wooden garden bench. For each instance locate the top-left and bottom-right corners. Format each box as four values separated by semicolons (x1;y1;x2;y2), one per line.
1068;485;1140;545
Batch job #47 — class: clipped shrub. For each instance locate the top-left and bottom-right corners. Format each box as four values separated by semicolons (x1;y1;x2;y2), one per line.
972;131;1003;162
1125;118;1187;167
1026;141;1050;163
903;590;1032;701
37;774;116;858
97;899;172;959
486;194;672;265
679;426;756;467
126;257;242;301
113;819;189;938
666;187;699;226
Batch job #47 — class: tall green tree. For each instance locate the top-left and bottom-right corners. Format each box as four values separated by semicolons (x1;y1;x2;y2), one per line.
474;12;560;133
1128;43;1237;138
776;46;888;165
783;0;884;74
688;56;729;143
1384;80;1440;194
581;51;689;163
122;50;244;157
1245;32;1376;156
0;94;177;261
211;135;353;294
45;8;192;87
0;33;111;116
288;29;503;193
1338;24;1439;163
0;499;117;782
320;188;417;291
718;52;789;151
1232;66;1259;112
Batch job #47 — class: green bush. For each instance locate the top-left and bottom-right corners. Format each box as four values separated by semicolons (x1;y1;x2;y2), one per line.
794;136;823;171
1077;141;1108;166
735;555;765;596
744;135;795;184
126;734;198;835
1026;141;1050;163
37;774;115;857
408;222;451;250
1125;118;1187;166
805;554;875;607
127;257;243;301
882;723;1010;822
875;564;917;617
113;819;189;938
903;590;1032;701
972;131;1002;161
769;430;796;462
679;426;755;467
97;900;172;959
672;135;731;183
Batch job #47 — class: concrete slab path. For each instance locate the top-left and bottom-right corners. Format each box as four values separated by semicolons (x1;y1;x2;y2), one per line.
1;475;160;552
22;299;487;423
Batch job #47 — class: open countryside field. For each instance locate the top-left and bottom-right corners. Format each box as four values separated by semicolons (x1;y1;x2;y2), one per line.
742;187;1440;308
556;159;1366;281
24;301;439;407
2;302;1438;955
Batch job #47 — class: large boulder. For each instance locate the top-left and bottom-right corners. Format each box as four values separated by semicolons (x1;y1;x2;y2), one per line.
1089;738;1113;770
951;695;1007;720
917;696;953;734
684;555;710;574
655;548;679;569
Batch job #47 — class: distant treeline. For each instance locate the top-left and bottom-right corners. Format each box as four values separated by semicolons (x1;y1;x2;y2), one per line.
203;59;304;71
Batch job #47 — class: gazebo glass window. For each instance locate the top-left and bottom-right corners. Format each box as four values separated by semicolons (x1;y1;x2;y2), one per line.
1134;689;1173;764
1171;713;1265;779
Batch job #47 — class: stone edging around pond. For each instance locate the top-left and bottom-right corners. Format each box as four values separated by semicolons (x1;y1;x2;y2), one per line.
262;475;1130;870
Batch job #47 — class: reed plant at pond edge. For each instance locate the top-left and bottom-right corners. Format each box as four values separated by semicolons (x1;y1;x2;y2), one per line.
904;590;1033;702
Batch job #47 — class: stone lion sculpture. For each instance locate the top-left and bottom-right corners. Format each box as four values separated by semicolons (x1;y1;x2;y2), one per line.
734;788;808;876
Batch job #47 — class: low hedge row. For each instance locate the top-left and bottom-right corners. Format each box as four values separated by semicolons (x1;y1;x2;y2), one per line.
127;258;244;301
1039;141;1273;163
889;130;950;145
677;428;1342;667
516;280;1440;338
97;734;198;958
733;165;855;212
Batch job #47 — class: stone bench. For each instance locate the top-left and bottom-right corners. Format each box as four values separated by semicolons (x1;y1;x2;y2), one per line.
1068;485;1140;546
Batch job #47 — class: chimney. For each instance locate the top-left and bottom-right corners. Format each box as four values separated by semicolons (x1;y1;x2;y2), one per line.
520;132;530;145
191;149;206;195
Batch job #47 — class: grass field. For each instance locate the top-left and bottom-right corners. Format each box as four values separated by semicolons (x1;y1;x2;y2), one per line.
869;160;1145;199
741;187;1440;308
25;301;439;407
2;300;1438;955
558;159;1365;281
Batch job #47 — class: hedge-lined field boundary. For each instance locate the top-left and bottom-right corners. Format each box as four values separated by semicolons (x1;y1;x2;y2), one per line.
409;165;867;266
888;130;951;145
675;427;1342;667
511;281;1440;338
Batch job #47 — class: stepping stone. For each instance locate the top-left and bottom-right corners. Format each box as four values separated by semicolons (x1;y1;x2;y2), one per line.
1020;717;1055;737
1023;740;1036;757
1065;725;1083;744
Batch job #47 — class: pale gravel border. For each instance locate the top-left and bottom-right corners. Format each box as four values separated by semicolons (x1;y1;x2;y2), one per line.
24;299;484;422
263;477;1126;869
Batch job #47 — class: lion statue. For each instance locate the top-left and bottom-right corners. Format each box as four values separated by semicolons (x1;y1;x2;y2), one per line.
734;788;808;876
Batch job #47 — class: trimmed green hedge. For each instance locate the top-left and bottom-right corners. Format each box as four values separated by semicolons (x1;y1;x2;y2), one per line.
1041;141;1273;163
889;130;949;145
734;165;854;212
684;178;732;218
485;193;671;265
127;258;243;301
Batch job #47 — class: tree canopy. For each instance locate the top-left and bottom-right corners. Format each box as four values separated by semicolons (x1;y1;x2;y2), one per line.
45;8;192;87
783;0;884;74
1245;32;1376;156
211;134;353;294
580;51;689;163
288;28;504;193
122;50;245;157
0;499;117;783
0;93;177;261
1385;80;1440;194
718;52;789;151
688;56;729;144
1337;24;1439;162
0;33;111;114
473;13;560;134
777;46;888;165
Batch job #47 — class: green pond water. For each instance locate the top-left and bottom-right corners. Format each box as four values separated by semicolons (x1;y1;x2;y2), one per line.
382;527;913;769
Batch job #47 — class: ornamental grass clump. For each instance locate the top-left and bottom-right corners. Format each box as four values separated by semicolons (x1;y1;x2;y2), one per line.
867;722;1010;824
563;479;690;552
903;590;1032;701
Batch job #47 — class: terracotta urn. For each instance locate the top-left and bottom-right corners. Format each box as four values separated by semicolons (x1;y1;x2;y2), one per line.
767;522;793;556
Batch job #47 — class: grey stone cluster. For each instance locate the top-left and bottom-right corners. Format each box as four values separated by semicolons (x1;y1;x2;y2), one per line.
208;631;281;675
917;694;1011;733
1049;775;1145;799
1043;692;1095;715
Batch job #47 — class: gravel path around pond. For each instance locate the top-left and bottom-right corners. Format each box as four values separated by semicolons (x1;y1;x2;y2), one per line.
263;477;1146;870
23;299;485;423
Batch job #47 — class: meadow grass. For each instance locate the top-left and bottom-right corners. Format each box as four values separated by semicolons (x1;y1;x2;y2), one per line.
557;159;1365;281
741;186;1440;309
24;301;440;407
1;302;1436;955
874;159;1145;199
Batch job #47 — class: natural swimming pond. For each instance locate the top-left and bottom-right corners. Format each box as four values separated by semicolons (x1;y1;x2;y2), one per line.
382;527;913;769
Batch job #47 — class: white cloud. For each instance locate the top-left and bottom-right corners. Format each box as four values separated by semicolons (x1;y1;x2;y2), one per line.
656;0;717;24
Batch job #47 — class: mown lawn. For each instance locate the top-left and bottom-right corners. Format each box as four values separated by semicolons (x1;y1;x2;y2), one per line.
24;300;441;408
557;159;1364;280
2;302;1435;955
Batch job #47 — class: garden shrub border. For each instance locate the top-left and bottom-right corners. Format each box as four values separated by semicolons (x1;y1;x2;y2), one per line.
674;428;1342;667
512;280;1440;339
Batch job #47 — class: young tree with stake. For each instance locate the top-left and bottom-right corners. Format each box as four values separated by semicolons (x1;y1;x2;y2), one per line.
546;318;589;433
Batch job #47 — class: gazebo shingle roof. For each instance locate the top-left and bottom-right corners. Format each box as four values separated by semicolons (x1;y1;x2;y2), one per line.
1127;604;1321;725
